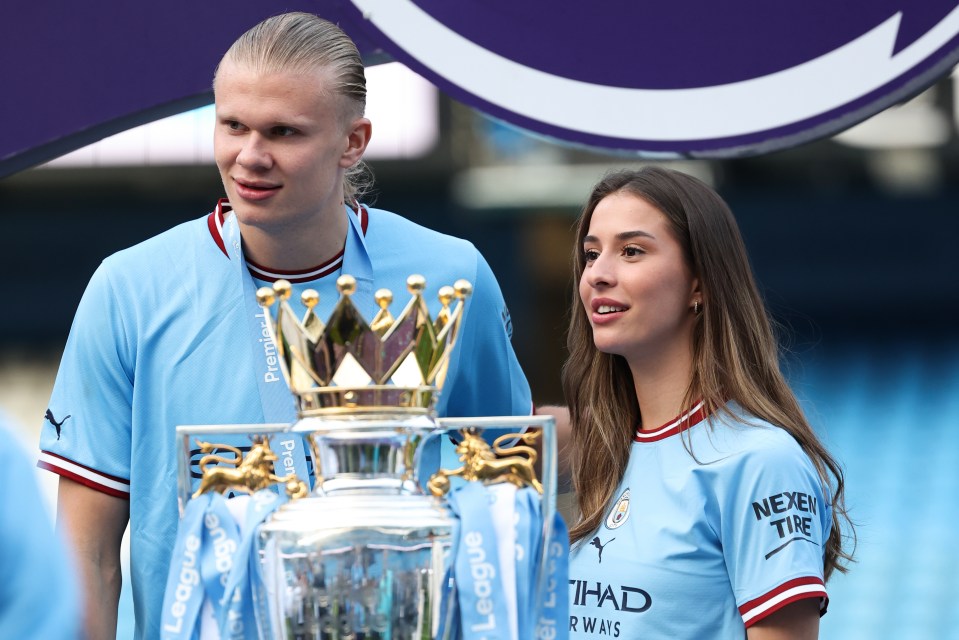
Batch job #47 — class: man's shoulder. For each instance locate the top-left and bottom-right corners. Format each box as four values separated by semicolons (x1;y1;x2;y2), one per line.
365;207;475;252
101;213;217;270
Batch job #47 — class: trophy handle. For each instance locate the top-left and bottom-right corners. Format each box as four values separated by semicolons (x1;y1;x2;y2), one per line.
426;427;544;496
192;435;309;500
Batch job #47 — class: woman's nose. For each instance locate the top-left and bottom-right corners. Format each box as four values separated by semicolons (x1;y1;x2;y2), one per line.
583;255;615;289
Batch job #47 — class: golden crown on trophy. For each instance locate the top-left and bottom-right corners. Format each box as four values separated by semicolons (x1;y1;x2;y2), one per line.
256;274;471;416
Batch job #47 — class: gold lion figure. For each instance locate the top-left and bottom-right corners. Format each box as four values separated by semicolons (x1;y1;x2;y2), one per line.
427;429;543;496
192;437;307;499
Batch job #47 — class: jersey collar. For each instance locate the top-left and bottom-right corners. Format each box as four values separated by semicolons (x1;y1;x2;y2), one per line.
207;199;370;283
633;400;709;443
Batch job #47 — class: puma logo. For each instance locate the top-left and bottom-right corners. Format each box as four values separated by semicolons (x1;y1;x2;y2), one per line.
590;536;615;563
44;409;71;440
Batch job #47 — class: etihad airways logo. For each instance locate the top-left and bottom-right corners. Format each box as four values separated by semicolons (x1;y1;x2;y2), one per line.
568;578;651;637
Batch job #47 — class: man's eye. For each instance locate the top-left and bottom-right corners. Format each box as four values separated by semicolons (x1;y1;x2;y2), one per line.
227;121;243;130
273;126;296;137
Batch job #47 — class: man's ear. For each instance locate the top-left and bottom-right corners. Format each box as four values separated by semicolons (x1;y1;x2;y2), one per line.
340;117;372;168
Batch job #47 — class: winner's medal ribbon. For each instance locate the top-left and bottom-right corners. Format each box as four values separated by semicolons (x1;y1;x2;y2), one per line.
229;211;312;491
448;482;511;640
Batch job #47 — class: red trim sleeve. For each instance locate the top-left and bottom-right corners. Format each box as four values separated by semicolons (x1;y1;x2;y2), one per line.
740;576;828;628
37;451;131;500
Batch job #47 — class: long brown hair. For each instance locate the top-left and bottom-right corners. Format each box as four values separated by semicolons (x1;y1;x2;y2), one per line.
562;167;854;580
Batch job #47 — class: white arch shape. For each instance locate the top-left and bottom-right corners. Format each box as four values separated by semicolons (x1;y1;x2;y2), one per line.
351;0;959;142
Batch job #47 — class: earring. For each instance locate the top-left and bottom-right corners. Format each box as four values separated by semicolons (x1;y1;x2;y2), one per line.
693;300;702;315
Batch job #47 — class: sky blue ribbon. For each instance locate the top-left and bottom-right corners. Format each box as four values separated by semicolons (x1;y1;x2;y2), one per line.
217;489;289;639
448;482;512;640
161;493;238;640
223;213;312;492
199;495;242;628
535;509;570;640
513;487;538;637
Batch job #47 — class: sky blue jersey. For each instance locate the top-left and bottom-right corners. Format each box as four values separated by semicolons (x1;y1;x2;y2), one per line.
38;202;531;639
568;402;830;639
0;414;80;639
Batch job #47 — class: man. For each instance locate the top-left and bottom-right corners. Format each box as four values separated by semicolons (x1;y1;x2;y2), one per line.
38;13;531;639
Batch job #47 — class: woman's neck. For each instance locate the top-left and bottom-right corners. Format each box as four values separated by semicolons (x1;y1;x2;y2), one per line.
628;342;696;431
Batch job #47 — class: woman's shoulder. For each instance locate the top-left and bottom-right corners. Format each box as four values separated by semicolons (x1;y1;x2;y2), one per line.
701;403;810;465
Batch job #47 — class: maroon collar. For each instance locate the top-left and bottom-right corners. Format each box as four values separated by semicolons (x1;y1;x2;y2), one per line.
633;401;709;443
206;199;368;283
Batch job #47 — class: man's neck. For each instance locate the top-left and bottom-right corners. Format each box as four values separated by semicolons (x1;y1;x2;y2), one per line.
237;206;349;271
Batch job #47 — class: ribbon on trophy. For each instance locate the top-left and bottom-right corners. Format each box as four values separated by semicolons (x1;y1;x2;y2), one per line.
216;489;289;639
534;492;570;640
444;480;570;640
447;481;512;639
160;493;242;640
160;488;289;640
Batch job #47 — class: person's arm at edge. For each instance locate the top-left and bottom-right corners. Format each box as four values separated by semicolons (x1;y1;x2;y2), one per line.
534;405;570;490
57;476;129;640
747;594;821;639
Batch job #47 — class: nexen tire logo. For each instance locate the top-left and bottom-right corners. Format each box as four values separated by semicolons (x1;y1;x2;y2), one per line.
350;0;959;155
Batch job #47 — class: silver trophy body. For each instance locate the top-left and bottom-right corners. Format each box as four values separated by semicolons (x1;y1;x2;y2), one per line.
255;414;456;640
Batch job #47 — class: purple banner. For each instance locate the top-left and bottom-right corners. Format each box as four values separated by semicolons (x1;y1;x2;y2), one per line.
2;0;958;176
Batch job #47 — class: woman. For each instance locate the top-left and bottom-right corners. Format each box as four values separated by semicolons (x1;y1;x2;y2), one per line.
563;167;853;639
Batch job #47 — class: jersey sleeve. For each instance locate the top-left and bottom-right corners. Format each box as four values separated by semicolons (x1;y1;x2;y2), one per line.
37;260;134;498
718;431;832;627
436;248;532;419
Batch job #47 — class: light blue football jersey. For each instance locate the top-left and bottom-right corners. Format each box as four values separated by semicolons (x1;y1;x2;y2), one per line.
38;201;531;639
567;402;830;639
1;414;80;640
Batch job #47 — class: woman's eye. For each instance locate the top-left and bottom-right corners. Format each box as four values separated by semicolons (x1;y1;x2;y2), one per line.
583;249;599;262
623;245;643;257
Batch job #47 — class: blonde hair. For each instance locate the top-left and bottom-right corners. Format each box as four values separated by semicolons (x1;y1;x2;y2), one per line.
562;167;854;580
215;12;371;203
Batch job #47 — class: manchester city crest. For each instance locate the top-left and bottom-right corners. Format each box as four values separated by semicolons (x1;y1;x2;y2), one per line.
605;488;631;530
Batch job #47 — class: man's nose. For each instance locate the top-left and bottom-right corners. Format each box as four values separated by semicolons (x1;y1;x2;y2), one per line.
237;133;272;170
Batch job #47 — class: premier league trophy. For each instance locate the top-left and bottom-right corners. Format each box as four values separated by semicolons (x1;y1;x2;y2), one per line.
165;275;568;640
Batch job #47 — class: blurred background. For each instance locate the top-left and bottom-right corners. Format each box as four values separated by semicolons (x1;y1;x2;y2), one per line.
1;61;957;638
